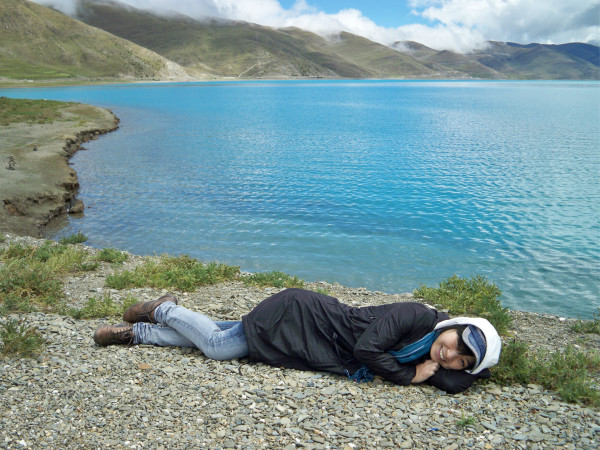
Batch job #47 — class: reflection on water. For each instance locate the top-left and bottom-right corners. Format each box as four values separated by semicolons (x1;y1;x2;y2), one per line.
2;81;598;318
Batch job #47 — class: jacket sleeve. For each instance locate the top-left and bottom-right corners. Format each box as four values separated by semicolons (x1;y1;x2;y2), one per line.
426;368;475;394
426;368;491;394
352;304;433;386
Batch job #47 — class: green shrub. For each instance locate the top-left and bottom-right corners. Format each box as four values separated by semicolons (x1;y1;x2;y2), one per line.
570;309;600;335
0;259;64;313
69;293;137;319
105;270;138;290
492;339;600;407
490;339;533;385
2;241;61;263
59;232;88;245
1;241;98;274
455;414;477;427
106;255;240;291
1;243;38;260
121;294;139;312
543;346;600;404
0;319;45;358
97;248;128;264
34;241;68;262
243;270;305;288
313;287;331;296
45;246;99;273
0;293;37;315
413;275;511;335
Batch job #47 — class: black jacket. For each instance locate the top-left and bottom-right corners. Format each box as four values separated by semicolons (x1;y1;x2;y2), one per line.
242;288;488;394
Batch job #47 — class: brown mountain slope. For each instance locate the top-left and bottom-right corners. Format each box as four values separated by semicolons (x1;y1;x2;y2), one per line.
0;0;186;81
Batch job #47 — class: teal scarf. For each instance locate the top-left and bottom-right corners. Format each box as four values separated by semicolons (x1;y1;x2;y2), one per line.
347;330;441;383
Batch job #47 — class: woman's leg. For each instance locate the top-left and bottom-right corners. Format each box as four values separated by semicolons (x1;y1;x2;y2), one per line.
133;321;242;348
133;323;196;348
151;302;248;360
214;321;239;330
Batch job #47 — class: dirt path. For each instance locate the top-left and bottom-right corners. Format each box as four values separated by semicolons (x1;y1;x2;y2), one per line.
0;102;118;236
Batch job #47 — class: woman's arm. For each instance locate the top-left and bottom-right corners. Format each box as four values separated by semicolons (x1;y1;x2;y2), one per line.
352;304;439;385
353;303;485;393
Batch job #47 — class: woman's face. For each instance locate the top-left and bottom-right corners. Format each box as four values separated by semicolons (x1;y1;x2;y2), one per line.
430;329;476;371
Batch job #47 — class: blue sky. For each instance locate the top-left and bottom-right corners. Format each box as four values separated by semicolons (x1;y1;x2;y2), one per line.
37;0;600;52
278;0;428;28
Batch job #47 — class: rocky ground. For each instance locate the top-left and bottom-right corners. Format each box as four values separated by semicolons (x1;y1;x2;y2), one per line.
1;234;599;449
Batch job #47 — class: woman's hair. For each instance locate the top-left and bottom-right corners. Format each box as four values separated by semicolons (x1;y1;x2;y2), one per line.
439;325;475;368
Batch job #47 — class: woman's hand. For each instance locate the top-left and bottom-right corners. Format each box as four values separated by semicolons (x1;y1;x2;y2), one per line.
411;359;440;383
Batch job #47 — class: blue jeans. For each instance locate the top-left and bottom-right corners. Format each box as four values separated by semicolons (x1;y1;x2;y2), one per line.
132;301;249;360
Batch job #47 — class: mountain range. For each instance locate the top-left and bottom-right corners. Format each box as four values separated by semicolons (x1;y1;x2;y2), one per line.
1;0;598;83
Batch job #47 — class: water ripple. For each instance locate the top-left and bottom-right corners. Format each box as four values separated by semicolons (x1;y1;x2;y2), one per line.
6;81;597;318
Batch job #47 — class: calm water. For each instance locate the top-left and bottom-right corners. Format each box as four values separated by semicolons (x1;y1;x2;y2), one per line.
2;81;599;318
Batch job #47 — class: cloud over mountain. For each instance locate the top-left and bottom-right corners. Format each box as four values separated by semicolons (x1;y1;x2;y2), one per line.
34;0;600;52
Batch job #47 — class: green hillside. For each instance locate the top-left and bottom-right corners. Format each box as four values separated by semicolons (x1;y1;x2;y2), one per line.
74;0;347;78
74;0;436;79
2;0;598;82
0;0;185;81
327;32;435;78
424;50;502;79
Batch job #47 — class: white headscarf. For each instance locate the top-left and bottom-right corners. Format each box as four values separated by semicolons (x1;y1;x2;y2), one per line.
434;317;502;375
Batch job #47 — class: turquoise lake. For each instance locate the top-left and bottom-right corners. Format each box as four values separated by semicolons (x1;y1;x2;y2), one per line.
2;80;599;318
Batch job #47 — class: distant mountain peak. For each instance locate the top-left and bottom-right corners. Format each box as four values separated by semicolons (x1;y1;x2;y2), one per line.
3;0;598;82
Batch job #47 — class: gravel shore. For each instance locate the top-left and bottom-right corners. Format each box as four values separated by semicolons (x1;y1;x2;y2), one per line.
1;234;599;449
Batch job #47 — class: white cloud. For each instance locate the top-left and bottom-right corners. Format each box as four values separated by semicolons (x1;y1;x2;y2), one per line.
412;0;600;46
36;0;79;16
32;0;600;53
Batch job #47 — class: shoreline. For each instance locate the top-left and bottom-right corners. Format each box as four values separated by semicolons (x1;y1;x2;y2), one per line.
0;75;470;89
0;101;119;237
4;77;597;91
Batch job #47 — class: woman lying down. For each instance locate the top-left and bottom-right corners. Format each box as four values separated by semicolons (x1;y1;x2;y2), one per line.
94;288;501;394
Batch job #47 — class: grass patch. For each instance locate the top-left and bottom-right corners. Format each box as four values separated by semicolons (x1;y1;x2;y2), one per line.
106;254;240;291
413;275;511;335
59;232;88;245
97;248;128;264
0;56;75;82
0;238;110;315
0;259;64;314
2;241;98;274
0;97;73;126
492;339;600;407
313;287;331;296
455;414;477;428
45;246;99;273
68;293;138;319
570;309;600;335
0;319;45;358
243;270;306;288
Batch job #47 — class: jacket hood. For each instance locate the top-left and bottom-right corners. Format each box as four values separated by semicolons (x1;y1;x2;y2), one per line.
434;317;502;375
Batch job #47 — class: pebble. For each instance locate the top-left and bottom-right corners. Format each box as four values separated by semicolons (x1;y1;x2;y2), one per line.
1;234;599;448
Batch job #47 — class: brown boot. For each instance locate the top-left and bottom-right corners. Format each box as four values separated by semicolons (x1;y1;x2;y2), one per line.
122;294;178;324
93;323;134;346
